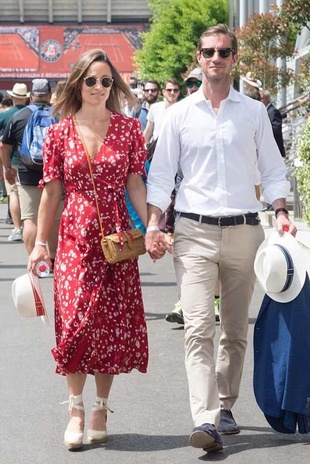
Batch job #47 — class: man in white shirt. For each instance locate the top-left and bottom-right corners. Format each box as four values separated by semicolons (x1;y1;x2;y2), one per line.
145;24;295;453
143;78;180;144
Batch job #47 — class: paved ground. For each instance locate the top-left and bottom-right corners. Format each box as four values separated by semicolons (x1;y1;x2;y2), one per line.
1;201;310;464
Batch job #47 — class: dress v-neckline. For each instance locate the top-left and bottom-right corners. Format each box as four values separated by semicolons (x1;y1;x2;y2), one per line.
73;114;112;161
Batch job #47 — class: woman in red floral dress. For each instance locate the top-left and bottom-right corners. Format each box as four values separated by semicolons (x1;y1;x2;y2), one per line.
28;49;150;449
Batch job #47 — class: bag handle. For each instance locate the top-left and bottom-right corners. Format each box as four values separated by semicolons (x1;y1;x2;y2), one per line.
73;116;105;240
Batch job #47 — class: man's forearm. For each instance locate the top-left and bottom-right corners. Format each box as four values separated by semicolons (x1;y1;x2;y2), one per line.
0;143;13;169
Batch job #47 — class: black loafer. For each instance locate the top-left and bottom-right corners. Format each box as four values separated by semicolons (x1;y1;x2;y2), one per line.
189;423;223;453
218;409;240;435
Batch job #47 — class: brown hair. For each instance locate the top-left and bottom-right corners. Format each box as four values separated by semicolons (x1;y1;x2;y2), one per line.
51;80;67;104
53;49;136;118
197;24;238;54
164;78;180;90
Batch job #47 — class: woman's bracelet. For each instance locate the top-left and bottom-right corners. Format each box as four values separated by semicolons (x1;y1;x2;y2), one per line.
146;225;160;233
35;241;47;247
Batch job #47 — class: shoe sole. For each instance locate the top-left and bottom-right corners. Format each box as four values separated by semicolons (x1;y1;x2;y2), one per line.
64;440;84;450
87;435;108;444
218;427;240;435
203;441;224;453
189;430;222;451
165;313;184;324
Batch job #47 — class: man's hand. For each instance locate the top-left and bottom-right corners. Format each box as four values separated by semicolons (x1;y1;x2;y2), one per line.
145;229;173;262
4;167;16;185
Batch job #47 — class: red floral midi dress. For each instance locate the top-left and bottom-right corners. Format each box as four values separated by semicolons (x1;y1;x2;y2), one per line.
42;113;149;376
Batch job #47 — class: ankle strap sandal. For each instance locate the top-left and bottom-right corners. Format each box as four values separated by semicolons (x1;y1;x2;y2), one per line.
87;396;114;444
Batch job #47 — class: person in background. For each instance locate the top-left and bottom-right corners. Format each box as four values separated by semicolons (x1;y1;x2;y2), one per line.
28;49;149;450
184;67;203;95
1;79;62;261
51;80;67;105
0;83;30;242
138;79;161;132
146;23;294;454
260;89;286;158
244;87;261;101
0;97;13;112
122;88;142;118
143;78;181;145
242;72;262;93
129;75;138;89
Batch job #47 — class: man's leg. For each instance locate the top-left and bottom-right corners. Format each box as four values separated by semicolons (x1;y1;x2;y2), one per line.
174;217;222;427
216;224;264;410
17;184;41;255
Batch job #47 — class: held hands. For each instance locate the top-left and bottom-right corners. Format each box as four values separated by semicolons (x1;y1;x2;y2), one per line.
145;228;173;262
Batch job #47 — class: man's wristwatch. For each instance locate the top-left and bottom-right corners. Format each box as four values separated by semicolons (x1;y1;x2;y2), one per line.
275;207;289;218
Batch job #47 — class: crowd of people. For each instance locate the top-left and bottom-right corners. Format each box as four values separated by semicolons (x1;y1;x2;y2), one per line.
0;23;292;455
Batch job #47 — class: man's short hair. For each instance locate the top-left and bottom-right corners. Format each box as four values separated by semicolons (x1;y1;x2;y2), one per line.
197;24;238;54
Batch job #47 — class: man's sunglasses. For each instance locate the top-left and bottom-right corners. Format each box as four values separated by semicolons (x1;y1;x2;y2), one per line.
186;80;202;88
200;48;235;59
165;88;180;93
144;88;158;93
83;76;114;88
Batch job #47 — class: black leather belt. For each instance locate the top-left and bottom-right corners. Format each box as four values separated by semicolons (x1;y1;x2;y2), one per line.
179;212;260;227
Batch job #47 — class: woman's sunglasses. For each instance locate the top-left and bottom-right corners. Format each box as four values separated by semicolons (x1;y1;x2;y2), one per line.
83;76;114;88
200;48;234;59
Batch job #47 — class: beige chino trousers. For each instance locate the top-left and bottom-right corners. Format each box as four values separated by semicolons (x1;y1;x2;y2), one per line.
173;216;264;427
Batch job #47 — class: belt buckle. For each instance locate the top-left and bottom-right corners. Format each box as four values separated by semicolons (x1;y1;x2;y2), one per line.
218;216;225;227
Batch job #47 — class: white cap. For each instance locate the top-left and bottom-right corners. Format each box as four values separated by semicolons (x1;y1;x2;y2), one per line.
184;67;203;82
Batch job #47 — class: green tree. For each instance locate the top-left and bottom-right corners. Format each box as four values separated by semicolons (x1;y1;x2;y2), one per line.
235;10;297;94
134;0;227;84
280;0;310;33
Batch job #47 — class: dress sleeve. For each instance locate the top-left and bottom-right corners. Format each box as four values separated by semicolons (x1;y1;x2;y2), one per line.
42;121;65;184
128;117;147;176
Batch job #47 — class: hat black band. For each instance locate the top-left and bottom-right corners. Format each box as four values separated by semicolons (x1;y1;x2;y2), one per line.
12;92;27;97
274;244;294;292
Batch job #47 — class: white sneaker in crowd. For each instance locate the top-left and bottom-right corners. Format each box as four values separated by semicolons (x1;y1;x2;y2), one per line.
8;229;23;242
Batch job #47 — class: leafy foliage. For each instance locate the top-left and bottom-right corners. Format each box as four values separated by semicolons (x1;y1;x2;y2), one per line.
280;0;310;33
295;121;310;225
235;10;297;93
134;0;227;84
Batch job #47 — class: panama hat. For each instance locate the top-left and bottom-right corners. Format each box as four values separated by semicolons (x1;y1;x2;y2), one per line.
254;232;306;303
7;83;30;99
12;272;49;322
242;72;263;90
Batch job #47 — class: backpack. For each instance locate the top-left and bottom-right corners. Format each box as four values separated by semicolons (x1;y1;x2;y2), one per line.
20;104;57;170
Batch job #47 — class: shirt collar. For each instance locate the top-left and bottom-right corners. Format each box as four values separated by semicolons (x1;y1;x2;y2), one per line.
192;85;241;104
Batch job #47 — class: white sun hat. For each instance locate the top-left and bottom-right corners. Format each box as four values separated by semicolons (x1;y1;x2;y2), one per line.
254;231;307;303
12;272;49;323
242;72;263;90
7;83;30;99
